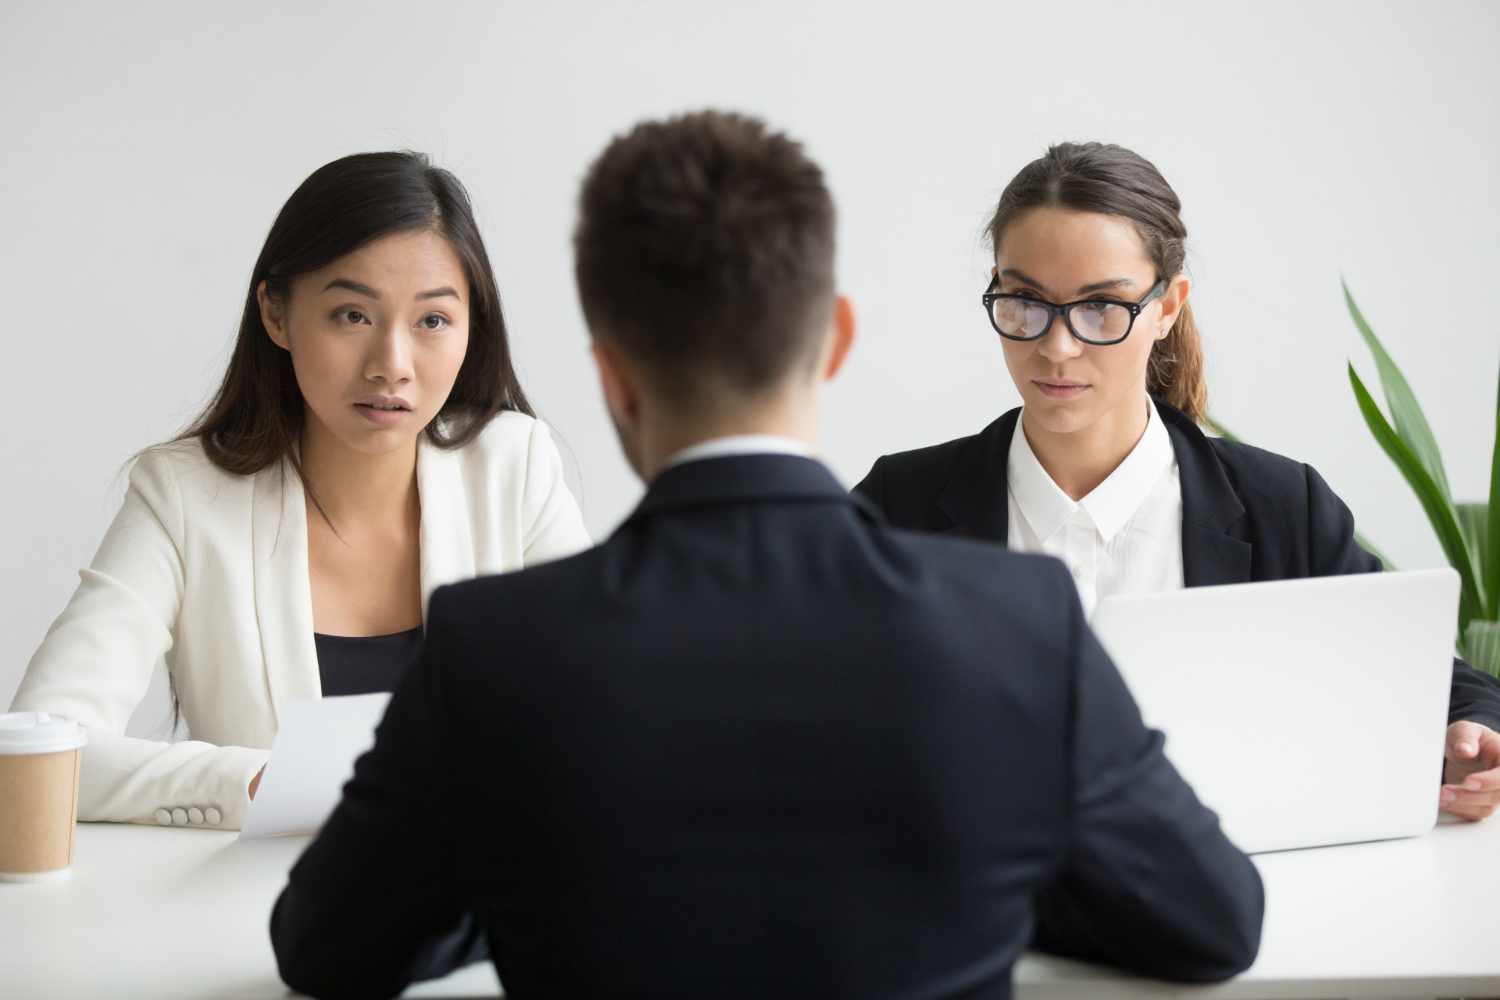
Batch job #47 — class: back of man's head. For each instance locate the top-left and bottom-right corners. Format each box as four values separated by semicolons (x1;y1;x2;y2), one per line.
574;111;836;412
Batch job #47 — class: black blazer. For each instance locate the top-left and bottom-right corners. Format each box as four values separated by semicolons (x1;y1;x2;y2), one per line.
271;455;1263;1000
854;400;1500;730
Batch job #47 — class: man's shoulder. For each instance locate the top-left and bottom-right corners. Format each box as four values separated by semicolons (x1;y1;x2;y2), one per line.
432;540;601;613
429;509;1071;626
882;521;1073;595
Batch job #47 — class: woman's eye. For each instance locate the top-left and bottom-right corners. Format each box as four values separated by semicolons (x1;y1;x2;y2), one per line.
419;314;448;331
336;308;368;325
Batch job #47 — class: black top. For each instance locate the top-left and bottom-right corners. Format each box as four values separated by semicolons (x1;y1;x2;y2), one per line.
853;399;1500;730
272;454;1263;1000
314;627;423;697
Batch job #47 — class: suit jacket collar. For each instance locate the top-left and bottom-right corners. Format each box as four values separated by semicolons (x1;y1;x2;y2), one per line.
1153;402;1251;586
414;437;476;613
935;408;1019;543
630;453;867;524
252;435;478;721
931;399;1252;587
252;458;318;724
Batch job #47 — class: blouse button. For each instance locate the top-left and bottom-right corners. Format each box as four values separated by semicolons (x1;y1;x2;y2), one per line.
171;808;188;826
1072;564;1086;579
187;807;204;825
155;809;172;826
205;807;222;826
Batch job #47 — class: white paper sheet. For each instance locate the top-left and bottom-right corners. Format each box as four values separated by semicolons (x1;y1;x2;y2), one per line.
239;692;392;839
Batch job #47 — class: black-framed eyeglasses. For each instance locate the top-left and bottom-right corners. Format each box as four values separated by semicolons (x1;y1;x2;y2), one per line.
982;276;1169;346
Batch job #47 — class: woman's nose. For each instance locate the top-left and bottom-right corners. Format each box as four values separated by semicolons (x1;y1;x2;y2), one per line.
1036;314;1082;363
365;324;415;384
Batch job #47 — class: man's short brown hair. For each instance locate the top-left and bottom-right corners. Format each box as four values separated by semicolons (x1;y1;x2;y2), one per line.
574;111;836;407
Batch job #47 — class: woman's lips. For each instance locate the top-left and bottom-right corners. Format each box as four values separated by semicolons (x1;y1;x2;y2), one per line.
1033;380;1089;399
354;401;412;425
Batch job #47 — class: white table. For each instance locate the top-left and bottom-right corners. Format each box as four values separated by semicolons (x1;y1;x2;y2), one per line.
1;817;1497;1000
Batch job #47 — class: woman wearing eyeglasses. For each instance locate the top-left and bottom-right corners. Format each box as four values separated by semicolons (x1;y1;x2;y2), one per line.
854;141;1500;821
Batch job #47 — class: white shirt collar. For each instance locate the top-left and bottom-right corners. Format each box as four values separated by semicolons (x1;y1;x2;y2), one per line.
1007;397;1176;544
663;433;813;470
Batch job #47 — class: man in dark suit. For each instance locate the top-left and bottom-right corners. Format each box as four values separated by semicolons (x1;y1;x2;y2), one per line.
270;111;1264;1000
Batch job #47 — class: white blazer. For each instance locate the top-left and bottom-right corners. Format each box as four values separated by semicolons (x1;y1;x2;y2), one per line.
10;412;593;830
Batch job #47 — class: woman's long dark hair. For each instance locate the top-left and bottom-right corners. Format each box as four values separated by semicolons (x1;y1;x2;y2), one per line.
986;142;1207;422
181;151;532;482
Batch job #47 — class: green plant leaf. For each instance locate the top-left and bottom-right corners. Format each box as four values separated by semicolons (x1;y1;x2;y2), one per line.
1343;279;1453;502
1488;361;1500;620
1457;502;1490;609
1349;363;1484;629
1466;620;1500;677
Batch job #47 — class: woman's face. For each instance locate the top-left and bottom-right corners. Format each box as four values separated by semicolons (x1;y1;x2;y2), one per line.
994;206;1185;436
259;229;471;457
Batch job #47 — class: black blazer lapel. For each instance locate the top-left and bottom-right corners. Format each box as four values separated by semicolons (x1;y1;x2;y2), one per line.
1156;401;1252;587
934;408;1020;544
924;400;1253;586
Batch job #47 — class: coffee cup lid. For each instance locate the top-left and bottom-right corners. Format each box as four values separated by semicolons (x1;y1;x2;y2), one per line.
0;713;88;755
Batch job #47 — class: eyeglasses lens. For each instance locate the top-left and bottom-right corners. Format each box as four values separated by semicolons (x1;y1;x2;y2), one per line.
1072;302;1131;343
993;298;1051;338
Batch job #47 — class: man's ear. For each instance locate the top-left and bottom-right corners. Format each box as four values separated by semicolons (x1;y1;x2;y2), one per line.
590;337;642;430
257;281;291;351
820;295;857;382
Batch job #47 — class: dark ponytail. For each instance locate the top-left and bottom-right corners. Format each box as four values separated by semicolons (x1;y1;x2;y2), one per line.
984;142;1207;422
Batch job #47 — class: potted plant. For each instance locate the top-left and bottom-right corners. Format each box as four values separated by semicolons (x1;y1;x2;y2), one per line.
1345;280;1500;676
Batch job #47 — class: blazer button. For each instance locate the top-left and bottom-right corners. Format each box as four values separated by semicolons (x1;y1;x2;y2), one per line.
187;807;204;825
204;807;221;826
155;809;172;826
171;808;188;826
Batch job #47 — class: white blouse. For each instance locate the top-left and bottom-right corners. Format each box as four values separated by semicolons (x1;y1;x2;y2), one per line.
1006;397;1184;619
9;412;593;830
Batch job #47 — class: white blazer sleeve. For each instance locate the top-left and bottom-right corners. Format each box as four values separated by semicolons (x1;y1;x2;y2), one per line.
519;419;594;566
9;449;267;826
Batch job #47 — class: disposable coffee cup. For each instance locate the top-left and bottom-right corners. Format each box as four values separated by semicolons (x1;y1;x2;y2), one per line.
0;712;86;883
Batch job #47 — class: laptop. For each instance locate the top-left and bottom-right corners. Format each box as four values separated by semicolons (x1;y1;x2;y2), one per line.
1090;568;1459;854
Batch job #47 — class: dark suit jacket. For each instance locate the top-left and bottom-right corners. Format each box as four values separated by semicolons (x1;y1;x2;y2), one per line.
271;455;1263;1000
853;400;1500;730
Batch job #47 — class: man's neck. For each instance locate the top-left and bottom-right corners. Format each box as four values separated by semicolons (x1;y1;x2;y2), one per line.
637;395;818;481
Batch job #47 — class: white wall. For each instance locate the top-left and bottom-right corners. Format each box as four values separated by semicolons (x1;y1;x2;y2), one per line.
3;0;1498;712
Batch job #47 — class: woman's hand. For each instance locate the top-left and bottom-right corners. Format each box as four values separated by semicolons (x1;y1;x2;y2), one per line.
1441;721;1500;820
249;766;266;801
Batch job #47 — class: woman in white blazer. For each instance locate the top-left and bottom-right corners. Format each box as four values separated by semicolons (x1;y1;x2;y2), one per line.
10;152;593;831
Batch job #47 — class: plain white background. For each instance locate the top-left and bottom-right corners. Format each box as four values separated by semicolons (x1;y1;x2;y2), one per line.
3;1;1498;719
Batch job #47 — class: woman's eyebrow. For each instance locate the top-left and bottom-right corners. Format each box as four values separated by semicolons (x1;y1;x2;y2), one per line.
416;286;460;301
323;278;380;298
999;269;1135;298
1075;277;1136;296
999;268;1050;293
